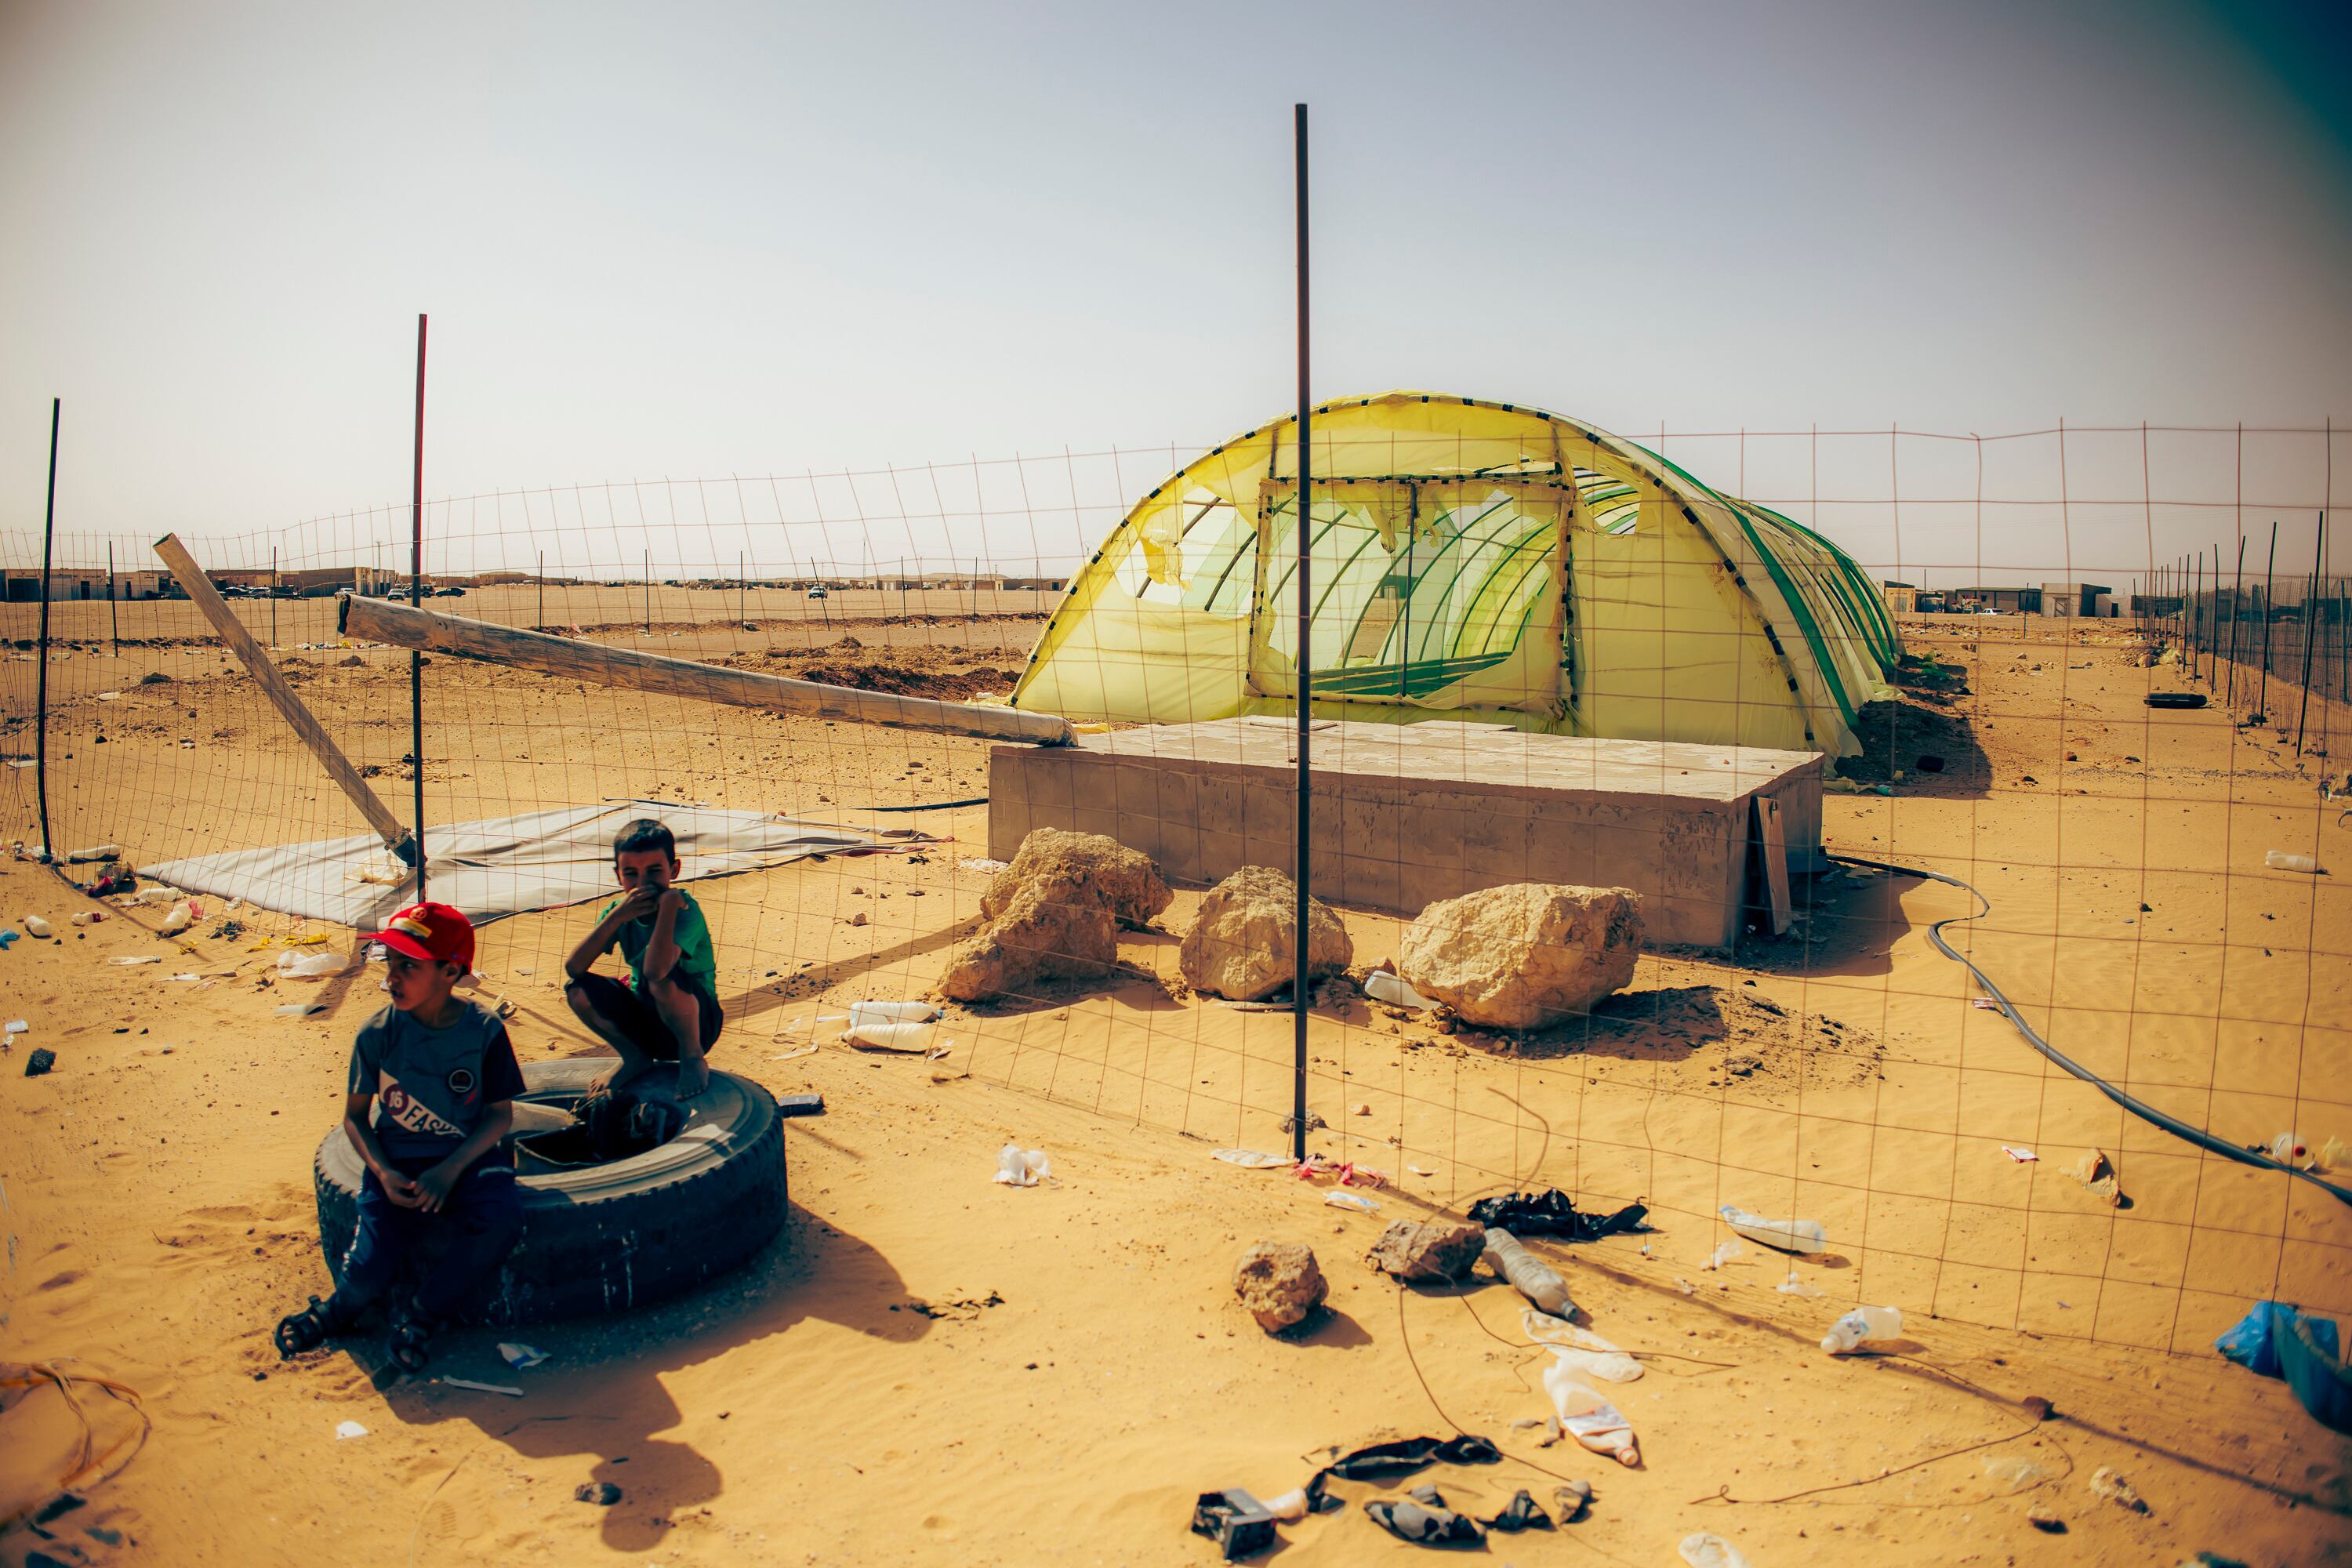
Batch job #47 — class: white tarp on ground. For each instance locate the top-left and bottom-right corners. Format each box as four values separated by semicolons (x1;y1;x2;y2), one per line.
144;799;906;929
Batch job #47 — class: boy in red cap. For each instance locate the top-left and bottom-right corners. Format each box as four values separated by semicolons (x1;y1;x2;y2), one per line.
274;900;526;1374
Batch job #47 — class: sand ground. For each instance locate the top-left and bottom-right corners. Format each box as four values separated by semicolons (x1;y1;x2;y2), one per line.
2;598;2350;1566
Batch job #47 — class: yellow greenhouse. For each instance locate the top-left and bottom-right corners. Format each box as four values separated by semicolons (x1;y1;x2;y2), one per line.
1010;391;1899;756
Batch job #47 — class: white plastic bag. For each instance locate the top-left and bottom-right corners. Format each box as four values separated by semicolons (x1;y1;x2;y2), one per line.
993;1144;1051;1186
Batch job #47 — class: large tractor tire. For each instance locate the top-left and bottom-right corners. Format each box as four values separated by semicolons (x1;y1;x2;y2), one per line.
312;1060;786;1325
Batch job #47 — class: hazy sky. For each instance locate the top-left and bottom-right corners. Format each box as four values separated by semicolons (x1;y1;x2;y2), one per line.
3;0;2348;577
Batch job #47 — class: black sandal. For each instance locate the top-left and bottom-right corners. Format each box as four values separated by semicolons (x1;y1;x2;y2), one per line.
274;1296;340;1359
386;1311;436;1375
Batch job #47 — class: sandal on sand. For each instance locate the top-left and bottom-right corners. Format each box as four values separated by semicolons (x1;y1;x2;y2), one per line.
1364;1490;1483;1546
274;1296;342;1360
386;1310;436;1376
1484;1488;1552;1531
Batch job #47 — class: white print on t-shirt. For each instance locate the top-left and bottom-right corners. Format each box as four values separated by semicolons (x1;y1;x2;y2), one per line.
377;1073;464;1140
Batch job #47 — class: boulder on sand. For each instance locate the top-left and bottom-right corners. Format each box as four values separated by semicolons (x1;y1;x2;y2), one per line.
1397;884;1642;1030
982;828;1171;930
1233;1240;1327;1332
938;829;1173;1001
1179;865;1352;1001
1365;1219;1487;1283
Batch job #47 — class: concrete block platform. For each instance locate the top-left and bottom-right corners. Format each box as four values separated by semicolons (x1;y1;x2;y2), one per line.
988;718;1824;953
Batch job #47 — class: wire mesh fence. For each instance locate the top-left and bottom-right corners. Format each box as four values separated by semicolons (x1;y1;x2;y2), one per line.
2;419;2344;1361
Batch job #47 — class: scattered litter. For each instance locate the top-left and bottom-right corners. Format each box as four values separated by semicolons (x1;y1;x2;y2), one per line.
275;1003;327;1017
1821;1304;1904;1354
335;1420;368;1440
2267;1132;2325;1171
1324;1190;1381;1214
1675;1277;1695;1295
22;915;51;938
769;1044;818;1062
1719;1203;1828;1254
2089;1465;2148;1514
131;886;183;906
1523;1310;1640;1380
3;1020;25;1036
1366;1486;1483;1545
158;899;200;935
169;973;202;983
1406;1163;1436;1177
106;955;160;966
1545;1363;1639;1465
779;1092;826;1117
1467;1189;1649;1243
2066;1148;2125;1207
1363;968;1432;1011
2026;1504;2065;1532
1775;1270;1821;1297
1970;996;2001;1011
2263;850;2320;874
24;1048;56;1077
993;1144;1051;1186
70;911;103;926
497;1342;550;1369
1703;1239;1744;1271
278;950;348;978
2003;1146;2038;1162
1190;1486;1279;1557
1485;1229;1575;1315
0;930;14;948
1555;1478;1592;1523
575;1482;622;1506
438;1377;524;1397
956;857;1009;874
1350;1102;1371;1116
843;1001;943;1051
1294;1153;1389;1187
1211;1149;1294;1170
1678;1532;1753;1568
1984;1454;2053;1493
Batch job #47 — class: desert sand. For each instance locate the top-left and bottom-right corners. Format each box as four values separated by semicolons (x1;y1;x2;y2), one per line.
2;593;2349;1566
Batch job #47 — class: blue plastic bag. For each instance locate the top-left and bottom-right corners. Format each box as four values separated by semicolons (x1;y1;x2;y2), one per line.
2218;1301;2348;1432
2216;1301;2299;1377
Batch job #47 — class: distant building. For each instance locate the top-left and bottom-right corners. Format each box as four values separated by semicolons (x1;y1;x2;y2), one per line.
1949;586;2042;615
1880;580;1918;615
2038;582;2115;617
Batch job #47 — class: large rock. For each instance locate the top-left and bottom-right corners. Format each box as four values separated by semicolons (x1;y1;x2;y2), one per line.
1179;865;1352;1001
1232;1240;1327;1332
936;870;1118;1002
1365;1220;1487;1283
982;828;1171;930
1397;884;1642;1030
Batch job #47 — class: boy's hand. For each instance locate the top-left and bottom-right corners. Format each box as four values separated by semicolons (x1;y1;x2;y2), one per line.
411;1163;462;1214
615;884;663;922
675;1051;710;1099
379;1168;426;1208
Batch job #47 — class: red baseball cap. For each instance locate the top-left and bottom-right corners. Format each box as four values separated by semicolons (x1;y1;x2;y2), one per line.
367;901;476;968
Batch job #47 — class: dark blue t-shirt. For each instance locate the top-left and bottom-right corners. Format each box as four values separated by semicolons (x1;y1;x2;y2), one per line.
347;1000;526;1161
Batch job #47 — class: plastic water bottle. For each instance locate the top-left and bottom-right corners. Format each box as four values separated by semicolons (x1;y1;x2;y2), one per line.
158;900;198;935
1719;1204;1828;1254
1483;1228;1574;1316
2265;850;2319;873
851;1000;938;1025
21;915;51;938
278;950;348;978
1542;1363;1639;1466
1820;1305;1903;1353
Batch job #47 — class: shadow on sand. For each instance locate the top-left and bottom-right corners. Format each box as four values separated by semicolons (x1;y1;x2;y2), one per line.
378;1202;922;1552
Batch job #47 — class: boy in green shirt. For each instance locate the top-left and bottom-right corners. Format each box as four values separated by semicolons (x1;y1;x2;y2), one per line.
564;818;724;1098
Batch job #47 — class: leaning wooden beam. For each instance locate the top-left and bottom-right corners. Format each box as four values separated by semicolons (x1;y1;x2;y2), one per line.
153;534;419;861
339;592;1076;746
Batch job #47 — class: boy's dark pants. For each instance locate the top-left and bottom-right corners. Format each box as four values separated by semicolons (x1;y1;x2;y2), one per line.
336;1154;524;1323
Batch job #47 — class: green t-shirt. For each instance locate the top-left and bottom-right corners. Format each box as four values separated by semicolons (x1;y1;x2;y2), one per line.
600;887;718;993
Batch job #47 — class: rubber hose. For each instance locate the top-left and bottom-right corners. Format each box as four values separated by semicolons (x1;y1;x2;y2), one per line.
1828;852;2352;1209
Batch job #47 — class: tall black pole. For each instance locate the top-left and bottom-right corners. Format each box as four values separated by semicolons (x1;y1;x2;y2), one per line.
2298;512;2326;754
2254;521;2278;724
410;314;429;896
1291;101;1312;1164
34;398;59;864
107;540;118;655
2227;535;2247;712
